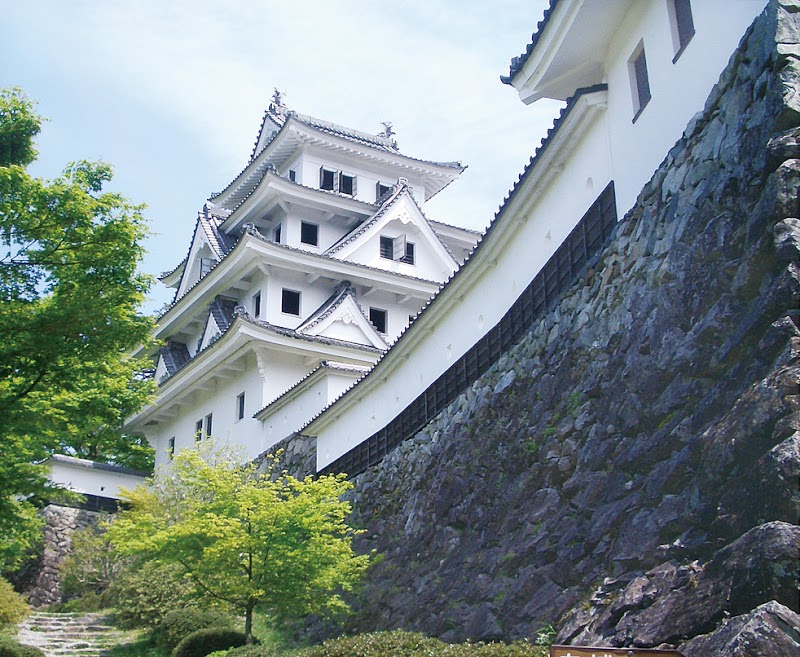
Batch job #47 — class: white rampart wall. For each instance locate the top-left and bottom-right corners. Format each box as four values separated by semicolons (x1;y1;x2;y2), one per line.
314;101;613;469
604;0;765;217
48;458;145;500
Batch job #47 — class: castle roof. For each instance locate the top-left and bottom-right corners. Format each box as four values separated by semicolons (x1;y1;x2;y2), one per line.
210;102;465;210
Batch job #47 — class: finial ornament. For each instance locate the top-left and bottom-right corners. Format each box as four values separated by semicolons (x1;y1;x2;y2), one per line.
379;121;395;138
270;88;286;113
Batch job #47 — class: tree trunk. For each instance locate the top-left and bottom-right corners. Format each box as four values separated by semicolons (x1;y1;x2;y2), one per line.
245;601;254;644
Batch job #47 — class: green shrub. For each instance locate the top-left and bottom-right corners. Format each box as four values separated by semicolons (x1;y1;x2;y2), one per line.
0;637;45;657
0;578;28;628
153;608;233;654
60;520;124;600
107;560;201;628
171;628;248;657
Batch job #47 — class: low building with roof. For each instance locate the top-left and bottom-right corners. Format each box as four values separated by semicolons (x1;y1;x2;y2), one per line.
122;92;479;468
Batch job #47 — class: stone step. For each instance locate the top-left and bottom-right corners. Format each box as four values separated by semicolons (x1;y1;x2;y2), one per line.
15;612;122;657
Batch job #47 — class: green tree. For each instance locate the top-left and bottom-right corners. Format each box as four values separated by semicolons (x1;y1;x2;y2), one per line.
107;442;370;643
0;87;155;571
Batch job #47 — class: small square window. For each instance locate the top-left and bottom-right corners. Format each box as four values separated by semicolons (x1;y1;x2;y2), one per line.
274;224;281;243
369;307;387;334
282;288;301;315
204;413;213;437
380;236;394;259
320;167;336;191
339;172;356;196
376;182;392;199
629;43;651;122
669;0;695;62
252;291;261;318
236;392;246;421
195;419;203;441
168;437;175;459
288;169;296;182
301;221;319;246
400;242;415;265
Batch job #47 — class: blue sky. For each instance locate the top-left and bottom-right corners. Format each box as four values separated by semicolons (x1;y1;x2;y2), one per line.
1;0;560;312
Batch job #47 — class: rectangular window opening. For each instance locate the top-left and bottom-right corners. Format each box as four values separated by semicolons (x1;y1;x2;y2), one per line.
629;42;651;122
236;392;246;421
300;221;319;246
194;419;203;441
339;172;356;196
369;307;387;334
281;288;301;316
380;235;394;259
376;182;392;200
320;167;336;191
204;413;213;438
670;0;695;62
168;437;175;459
400;242;415;265
252;291;261;318
274;224;281;243
288;169;296;182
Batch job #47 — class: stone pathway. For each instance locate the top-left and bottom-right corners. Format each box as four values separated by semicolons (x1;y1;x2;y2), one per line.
15;612;123;657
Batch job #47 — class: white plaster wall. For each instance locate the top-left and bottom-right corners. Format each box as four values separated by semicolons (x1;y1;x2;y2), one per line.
604;0;765;217
49;459;146;500
314;108;614;469
299;150;428;206
148;352;266;466
259;369;362;453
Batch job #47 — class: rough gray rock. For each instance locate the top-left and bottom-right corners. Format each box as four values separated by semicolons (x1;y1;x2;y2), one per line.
680;601;800;657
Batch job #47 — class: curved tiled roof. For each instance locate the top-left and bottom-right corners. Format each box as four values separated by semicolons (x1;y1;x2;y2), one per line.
157;310;383;387
501;0;561;85
300;84;607;434
155;228;442;324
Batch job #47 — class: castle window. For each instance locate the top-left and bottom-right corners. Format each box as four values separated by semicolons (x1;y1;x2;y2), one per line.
369;307;387;334
199;257;216;278
204;413;213;437
376;182;392;199
380;235;414;264
301;221;319;247
194;419;203;441
281;288;301;316
252;291;261;318
288;169;296;182
669;0;695;62
629;42;651;122
236;392;246;421
380;236;394;259
274;224;281;243
168;437;175;459
400;242;415;265
339;173;356;196
320;167;336;191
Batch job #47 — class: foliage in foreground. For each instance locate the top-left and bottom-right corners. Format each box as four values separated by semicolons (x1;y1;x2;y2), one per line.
171;628;248;657
0;637;44;657
224;630;548;657
107;442;370;643
153;608;234;654
107;560;204;629
0;85;155;572
0;578;28;628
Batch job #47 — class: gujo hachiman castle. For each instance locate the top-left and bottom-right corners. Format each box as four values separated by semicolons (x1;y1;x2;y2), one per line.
48;0;769;501
127;91;479;468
